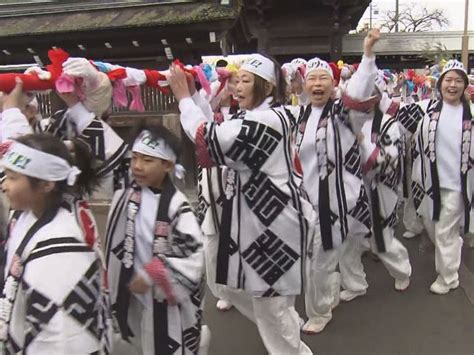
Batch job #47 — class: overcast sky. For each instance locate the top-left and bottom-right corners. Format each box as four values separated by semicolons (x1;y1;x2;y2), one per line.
358;0;473;31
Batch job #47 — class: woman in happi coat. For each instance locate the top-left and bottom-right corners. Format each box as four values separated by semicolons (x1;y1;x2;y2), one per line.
339;71;412;301
384;59;473;294
291;29;381;334
169;54;314;354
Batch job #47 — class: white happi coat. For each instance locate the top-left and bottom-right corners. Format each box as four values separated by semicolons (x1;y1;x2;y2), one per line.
293;54;379;250
180;95;314;297
1;207;110;354
382;96;474;232
360;108;402;252
105;179;204;355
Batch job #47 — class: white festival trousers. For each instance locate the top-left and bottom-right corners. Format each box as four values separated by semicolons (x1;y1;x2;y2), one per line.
423;189;464;286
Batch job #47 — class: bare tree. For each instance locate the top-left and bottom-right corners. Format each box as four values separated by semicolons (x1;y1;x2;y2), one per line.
380;3;449;32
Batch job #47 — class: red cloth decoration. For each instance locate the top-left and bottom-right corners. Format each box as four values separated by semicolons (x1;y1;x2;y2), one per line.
329;62;341;86
172;59;197;78
386;100;400;117
342;94;380;112
77;200;97;249
293;153;303;176
46;48;69;81
106;68;127;81
0;48;70;93
362;147;381;175
0;73;55;93
143;69;169;93
0;141;12;158
195;122;215;168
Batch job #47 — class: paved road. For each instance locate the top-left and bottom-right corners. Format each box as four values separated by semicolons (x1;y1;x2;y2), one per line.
93;205;474;355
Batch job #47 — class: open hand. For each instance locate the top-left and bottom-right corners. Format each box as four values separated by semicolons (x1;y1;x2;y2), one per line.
364;28;381;57
2;77;33;111
168;64;191;102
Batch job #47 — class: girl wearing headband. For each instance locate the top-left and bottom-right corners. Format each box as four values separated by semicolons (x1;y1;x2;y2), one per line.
1;77;129;191
104;119;205;355
384;59;473;294
0;134;110;353
169;54;313;354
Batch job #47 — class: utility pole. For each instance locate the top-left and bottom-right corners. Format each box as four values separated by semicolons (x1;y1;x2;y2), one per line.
369;2;373;29
461;0;470;68
395;0;399;32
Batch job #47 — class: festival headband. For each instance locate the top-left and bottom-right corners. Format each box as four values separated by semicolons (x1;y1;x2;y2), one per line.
132;130;185;179
439;59;469;86
240;54;276;86
306;57;334;79
1;141;81;186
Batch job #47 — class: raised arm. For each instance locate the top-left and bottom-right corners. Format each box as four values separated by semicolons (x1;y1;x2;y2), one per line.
0;79;33;141
342;29;380;134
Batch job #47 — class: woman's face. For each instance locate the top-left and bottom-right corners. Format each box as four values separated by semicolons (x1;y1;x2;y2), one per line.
235;70;256;110
441;70;466;105
305;69;335;107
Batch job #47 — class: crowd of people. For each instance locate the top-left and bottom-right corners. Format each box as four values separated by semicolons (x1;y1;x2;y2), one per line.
0;28;472;354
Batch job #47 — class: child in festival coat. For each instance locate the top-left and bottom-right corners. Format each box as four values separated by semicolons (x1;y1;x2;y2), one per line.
104;120;205;355
0;134;110;354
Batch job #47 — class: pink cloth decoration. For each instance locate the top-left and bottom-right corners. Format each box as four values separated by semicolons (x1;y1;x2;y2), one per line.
194;65;211;96
55;74;85;101
113;80;128;108
127;86;145;112
144;257;177;305
55;74;76;93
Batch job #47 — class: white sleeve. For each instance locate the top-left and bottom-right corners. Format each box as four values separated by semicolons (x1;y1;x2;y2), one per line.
66;102;95;133
346;55;377;100
344;55;378;134
192;92;214;121
1;108;33;141
178;97;210;142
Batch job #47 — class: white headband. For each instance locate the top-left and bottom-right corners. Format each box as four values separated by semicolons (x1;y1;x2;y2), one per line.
306;57;333;79
442;59;467;76
240;54;276;85
132;130;177;162
2;141;81;186
132;130;185;179
290;58;307;69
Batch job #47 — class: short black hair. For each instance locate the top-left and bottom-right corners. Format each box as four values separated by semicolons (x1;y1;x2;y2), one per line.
216;59;228;68
71;138;101;196
130;118;182;160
